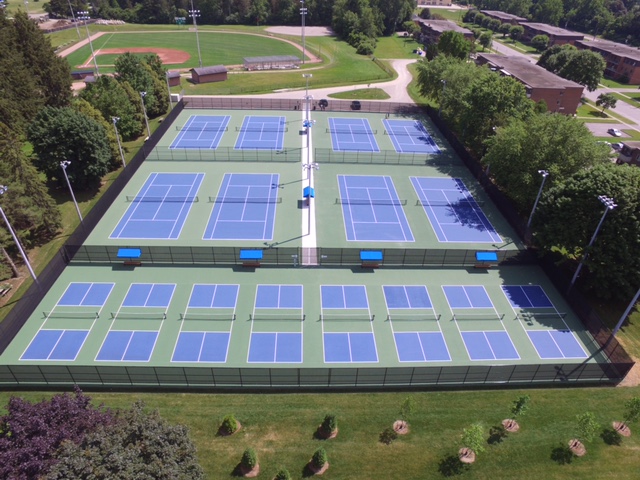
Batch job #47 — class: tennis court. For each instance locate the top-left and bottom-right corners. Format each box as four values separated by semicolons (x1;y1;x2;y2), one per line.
0;103;617;389
383;119;441;154
411;177;502;243
170;115;230;149
337;175;414;242
328;118;379;152
203;173;280;240
235;116;287;150
110;172;204;240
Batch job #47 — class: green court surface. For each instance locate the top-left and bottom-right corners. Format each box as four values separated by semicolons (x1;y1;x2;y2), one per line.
0;105;612;387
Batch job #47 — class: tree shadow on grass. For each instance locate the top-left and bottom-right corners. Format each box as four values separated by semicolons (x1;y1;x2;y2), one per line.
601;427;623;446
550;444;574;465
438;454;469;477
488;425;508;445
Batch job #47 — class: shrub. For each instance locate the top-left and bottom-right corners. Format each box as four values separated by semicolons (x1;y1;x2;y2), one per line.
379;427;398;445
274;467;291;480
221;414;239;434
321;414;337;433
311;447;328;468
240;447;258;469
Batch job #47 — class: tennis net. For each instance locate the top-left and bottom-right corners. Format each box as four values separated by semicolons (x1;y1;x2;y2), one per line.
175;125;228;132
180;312;236;321
250;313;305;321
386;313;441;322
321;313;375;322
111;312;167;320
236;126;288;132
326;128;377;135
43;311;99;319
126;196;199;203
209;197;282;204
415;199;483;207
453;313;505;322
384;129;427;136
335;198;407;206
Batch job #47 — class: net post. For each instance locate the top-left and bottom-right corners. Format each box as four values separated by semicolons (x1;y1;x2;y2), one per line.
302;314;305;321
371;314;375;322
249;314;253;321
232;314;236;321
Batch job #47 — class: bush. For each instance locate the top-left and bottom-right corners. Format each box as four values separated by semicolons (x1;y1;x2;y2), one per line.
311;447;328;468
221;414;239;434
274;467;291;480
240;447;258;469
379;427;398;445
321;414;337;433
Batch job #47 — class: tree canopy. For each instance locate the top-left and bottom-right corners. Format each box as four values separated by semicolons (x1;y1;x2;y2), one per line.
437;31;472;60
533;163;640;300
537;44;606;91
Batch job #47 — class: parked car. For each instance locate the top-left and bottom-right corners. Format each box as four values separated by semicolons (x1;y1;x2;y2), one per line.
350;100;361;110
608;128;622;137
612;142;623;151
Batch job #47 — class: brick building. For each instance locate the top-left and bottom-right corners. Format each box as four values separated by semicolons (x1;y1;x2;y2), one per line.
476;54;584;115
575;39;640;85
521;23;584;46
480;10;528;25
189;65;228;84
414;19;474;45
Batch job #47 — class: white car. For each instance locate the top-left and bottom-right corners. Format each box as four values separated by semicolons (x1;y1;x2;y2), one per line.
612;142;623;151
608;128;622;137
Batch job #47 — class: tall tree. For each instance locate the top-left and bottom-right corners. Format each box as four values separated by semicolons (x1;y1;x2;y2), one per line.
596;92;617;113
27;107;112;190
0;123;62;245
532;0;563;25
437;30;471;60
482;113;609;211
537;44;605;91
533;163;640;300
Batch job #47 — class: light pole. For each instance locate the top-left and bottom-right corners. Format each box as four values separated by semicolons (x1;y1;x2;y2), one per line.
610;286;640;340
60;161;83;223
77;11;99;76
140;91;151;138
0;186;38;284
438;79;446;117
567;195;617;293
527;169;549;229
112;117;126;168
300;1;307;65
67;0;81;38
166;72;174;110
189;0;203;68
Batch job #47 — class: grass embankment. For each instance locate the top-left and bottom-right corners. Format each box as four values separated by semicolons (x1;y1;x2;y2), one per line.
610;92;640;108
1;387;640;479
329;88;390;100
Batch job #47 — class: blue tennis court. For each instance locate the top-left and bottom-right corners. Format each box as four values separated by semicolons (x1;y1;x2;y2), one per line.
321;285;369;309
383;119;441;154
503;285;588;359
170;115;230;149
411;177;501;243
204;173;280;240
173;332;231;363
58;282;114;307
188;284;240;309
384;286;451;362
21;330;89;361
329;118;379;152
235;116;286;150
248;333;303;363
122;283;175;308
338;175;414;242
96;331;159;362
110;173;204;240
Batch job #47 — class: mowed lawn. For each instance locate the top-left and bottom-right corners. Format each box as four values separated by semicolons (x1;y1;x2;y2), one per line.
2;387;640;479
64;31;304;71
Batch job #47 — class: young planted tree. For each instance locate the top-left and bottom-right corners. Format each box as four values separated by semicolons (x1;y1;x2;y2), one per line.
309;447;329;474
239;447;259;476
394;395;415;434
614;397;640;437
499;23;511;37
569;412;600;456
459;422;485;464
531;34;550;52
317;414;338;439
220;414;241;436
509;25;524;42
479;32;493;51
274;467;291;480
596;93;618;114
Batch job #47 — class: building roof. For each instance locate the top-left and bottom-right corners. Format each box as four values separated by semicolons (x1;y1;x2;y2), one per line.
477;54;583;89
190;65;227;75
523;23;584;38
415;19;472;36
166;71;181;78
575;39;640;63
622;141;640;150
243;55;300;64
480;10;528;22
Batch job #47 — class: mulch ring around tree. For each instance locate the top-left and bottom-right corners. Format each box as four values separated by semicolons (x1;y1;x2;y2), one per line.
458;448;476;464
316;425;338;440
568;439;586;456
217;421;242;437
307;461;329;476
239;464;260;478
502;419;520;432
613;421;632;437
393;420;410;435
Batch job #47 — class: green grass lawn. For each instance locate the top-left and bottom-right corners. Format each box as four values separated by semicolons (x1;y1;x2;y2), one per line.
492;36;539;55
425;8;465;22
2;387;640;479
610;92;640;108
328;88;390;100
599;78;635;89
4;0;45;14
373;34;422;59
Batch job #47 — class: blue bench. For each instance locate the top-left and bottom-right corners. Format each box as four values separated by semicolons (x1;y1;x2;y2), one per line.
475;251;498;268
240;249;263;267
360;250;383;268
117;248;142;266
